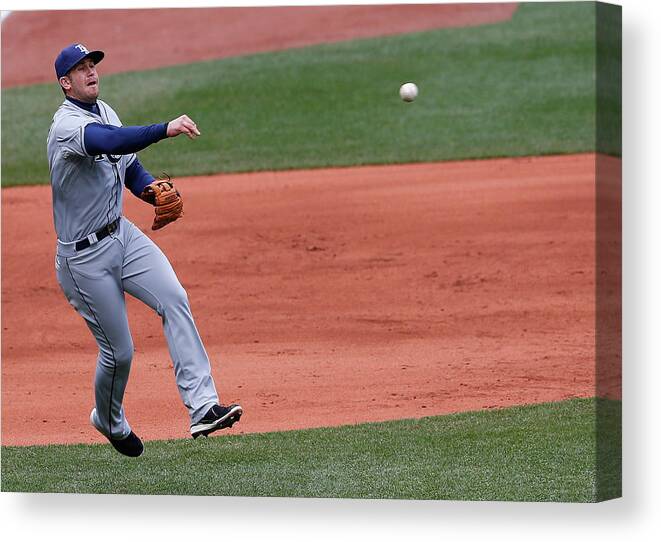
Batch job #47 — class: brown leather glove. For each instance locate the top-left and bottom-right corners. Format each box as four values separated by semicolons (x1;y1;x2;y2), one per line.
140;175;184;231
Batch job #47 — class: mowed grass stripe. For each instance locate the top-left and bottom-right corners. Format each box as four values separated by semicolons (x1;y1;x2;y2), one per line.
1;398;621;502
1;2;620;187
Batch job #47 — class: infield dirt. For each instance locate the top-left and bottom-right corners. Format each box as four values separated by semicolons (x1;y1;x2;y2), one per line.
1;154;618;445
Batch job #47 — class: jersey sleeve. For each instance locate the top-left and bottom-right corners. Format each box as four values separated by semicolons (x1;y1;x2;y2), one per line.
83;123;169;156
125;156;155;197
53;114;95;159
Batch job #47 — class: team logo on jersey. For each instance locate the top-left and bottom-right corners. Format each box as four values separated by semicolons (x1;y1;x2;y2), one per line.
94;154;122;164
75;44;90;54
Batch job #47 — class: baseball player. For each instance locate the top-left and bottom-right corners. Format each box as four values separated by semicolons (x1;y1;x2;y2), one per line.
47;43;242;457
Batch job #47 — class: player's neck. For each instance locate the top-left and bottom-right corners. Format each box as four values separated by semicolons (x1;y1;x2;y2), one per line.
66;96;99;113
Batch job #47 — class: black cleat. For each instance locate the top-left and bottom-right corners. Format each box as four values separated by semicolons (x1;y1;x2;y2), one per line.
90;408;144;457
109;431;144;457
191;404;243;439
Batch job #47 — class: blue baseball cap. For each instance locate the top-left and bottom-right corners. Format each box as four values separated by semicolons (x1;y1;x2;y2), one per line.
55;43;104;79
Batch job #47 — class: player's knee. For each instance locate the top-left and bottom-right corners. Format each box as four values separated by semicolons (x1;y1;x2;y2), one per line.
98;341;133;373
164;283;190;311
113;340;134;371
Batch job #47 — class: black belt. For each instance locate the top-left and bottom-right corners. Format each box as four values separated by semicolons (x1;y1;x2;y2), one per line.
75;218;120;251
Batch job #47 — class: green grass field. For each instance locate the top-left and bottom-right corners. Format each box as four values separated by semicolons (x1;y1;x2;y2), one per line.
1;2;620;187
1;399;621;501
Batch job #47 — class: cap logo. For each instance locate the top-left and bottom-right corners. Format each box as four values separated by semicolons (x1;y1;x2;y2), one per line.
75;44;89;54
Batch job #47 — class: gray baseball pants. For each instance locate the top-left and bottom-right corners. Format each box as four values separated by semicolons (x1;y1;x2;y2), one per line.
55;216;218;439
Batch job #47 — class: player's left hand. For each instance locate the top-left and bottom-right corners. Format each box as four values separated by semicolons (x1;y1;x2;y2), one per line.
140;175;184;230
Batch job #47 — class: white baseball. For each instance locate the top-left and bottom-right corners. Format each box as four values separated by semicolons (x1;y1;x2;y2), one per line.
399;82;418;102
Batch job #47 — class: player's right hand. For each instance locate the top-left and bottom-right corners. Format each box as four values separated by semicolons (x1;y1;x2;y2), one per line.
167;115;201;139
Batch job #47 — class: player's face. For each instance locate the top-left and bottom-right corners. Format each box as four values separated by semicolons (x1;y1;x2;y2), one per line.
61;58;99;103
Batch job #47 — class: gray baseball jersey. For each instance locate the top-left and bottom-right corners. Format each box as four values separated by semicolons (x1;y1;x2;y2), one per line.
48;98;220;441
47;99;135;243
